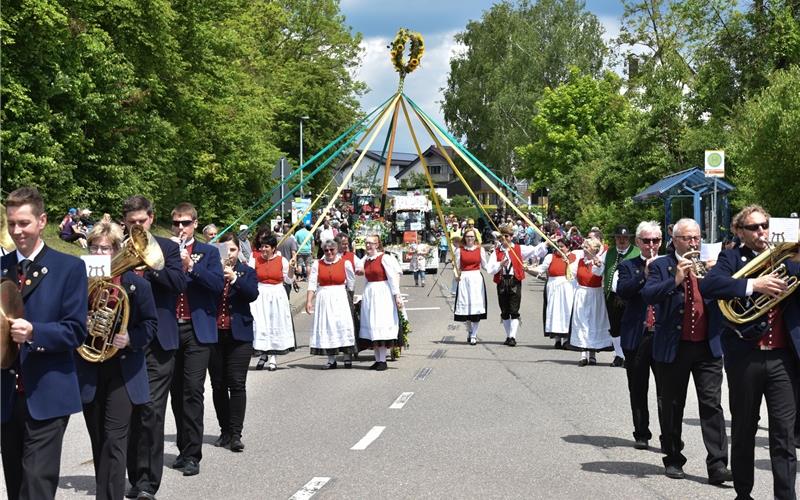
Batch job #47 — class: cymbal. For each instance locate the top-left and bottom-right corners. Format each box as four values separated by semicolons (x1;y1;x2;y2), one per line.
0;279;23;369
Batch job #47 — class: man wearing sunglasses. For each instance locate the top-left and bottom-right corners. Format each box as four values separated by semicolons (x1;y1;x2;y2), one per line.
642;218;731;485
700;205;799;500
167;203;224;478
612;221;664;452
122;195;187;500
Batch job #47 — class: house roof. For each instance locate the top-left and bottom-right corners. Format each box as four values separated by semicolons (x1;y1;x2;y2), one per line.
355;149;418;166
395;145;458;179
633;167;735;202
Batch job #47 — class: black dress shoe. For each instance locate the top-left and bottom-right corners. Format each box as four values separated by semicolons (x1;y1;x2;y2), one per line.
611;356;625;367
375;361;388;371
182;459;200;477
213;433;231;448
634;439;648;450
136;492;156;500
369;362;379;370
554;339;562;349
503;337;511;345
125;487;139;499
578;359;589;367
665;464;685;479
322;361;337;370
507;337;516;347
255;357;267;370
344;360;352;368
229;436;245;452
588;357;597;366
708;467;733;485
171;456;187;470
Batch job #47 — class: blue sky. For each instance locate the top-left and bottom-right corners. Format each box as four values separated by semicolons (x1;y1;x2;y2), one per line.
338;0;626;153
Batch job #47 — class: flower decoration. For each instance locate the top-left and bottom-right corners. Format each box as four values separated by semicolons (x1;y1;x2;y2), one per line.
389;28;425;77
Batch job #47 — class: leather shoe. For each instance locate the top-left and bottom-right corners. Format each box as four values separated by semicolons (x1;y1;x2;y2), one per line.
611;356;625;367
229;437;245;452
171;456;188;470
665;464;685;479
708;467;733;485
588;356;597;366
375;361;388;371
634;439;648;450
182;459;200;477
213;433;231;448
369;362;379;370
554;339;562;349
136;492;156;500
255;357;266;370
578;359;589;367
125;487;139;499
344;360;352;369
507;337;516;347
322;361;337;370
503;337;511;345
468;337;477;345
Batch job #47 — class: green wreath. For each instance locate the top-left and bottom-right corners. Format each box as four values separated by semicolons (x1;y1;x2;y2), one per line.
389;28;425;77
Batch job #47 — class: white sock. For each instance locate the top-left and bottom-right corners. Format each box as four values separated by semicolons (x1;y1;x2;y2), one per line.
470;321;480;339
581;351;589;360
509;319;519;339
611;337;624;358
502;319;511;337
376;347;386;362
327;355;336;364
268;354;277;365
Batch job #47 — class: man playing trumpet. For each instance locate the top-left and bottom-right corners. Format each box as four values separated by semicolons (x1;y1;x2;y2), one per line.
641;218;731;484
700;205;799;500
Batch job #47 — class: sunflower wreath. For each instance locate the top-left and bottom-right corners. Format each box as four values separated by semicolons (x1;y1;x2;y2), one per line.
389;28;425;78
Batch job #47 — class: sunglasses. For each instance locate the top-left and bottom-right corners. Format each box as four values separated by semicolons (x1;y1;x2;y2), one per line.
172;219;194;227
639;238;661;244
741;222;768;232
324;248;337;253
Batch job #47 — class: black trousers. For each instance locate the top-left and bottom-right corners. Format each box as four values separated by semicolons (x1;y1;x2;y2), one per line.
83;360;133;500
170;322;211;462
726;348;797;500
655;340;728;471
127;340;175;495
623;332;662;441
606;293;625;338
496;278;522;320
1;393;69;500
209;329;253;438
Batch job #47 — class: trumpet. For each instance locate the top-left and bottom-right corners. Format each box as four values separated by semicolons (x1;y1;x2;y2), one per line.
679;249;708;279
718;239;799;325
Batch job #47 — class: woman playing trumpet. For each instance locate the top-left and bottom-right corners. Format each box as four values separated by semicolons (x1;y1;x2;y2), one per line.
76;222;158;500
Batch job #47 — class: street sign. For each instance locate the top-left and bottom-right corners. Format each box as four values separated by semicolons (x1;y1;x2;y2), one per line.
704;150;725;177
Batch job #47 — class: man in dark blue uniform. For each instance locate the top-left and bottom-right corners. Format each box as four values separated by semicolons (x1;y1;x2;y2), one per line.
700;205;798;500
1;186;88;500
613;220;663;451
123;195;186;500
168;202;224;477
641;217;731;484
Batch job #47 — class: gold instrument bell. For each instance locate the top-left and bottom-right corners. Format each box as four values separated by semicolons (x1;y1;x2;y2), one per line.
0;205;15;253
718;242;800;325
0;279;23;369
77;225;164;363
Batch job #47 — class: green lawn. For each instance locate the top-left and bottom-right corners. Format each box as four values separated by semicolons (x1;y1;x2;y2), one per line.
42;223;186;257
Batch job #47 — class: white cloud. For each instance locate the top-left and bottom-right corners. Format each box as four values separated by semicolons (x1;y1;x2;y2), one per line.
351;31;463;153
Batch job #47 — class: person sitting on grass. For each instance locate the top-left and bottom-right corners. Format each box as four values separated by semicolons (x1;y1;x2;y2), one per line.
59;208;87;248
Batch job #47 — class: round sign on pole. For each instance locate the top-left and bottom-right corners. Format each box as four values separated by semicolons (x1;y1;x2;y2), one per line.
704;150;725;177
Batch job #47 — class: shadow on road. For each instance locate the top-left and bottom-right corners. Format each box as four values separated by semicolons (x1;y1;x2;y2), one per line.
562;434;658;452
580;460;714;485
58;475;96;495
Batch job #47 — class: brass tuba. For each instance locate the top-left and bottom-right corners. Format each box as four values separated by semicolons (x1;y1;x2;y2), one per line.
718;241;800;325
77;225;164;362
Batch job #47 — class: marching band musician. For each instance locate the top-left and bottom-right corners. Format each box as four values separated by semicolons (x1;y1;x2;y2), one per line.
168;202;224;477
208;232;259;452
77;223;158;500
123;195;186;500
641;218;732;484
1;187;88;500
612;221;663;451
454;228;488;345
603;225;640;367
486;224;548;347
700;205;799;500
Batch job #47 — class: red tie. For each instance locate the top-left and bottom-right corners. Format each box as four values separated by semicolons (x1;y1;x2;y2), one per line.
646;305;656;329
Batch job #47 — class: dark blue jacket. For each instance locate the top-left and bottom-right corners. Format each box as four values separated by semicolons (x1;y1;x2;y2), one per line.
641;253;723;363
1;246;88;422
699;245;800;367
221;261;259;342
76;272;158;405
185;241;225;343
143;236;186;351
615;257;650;351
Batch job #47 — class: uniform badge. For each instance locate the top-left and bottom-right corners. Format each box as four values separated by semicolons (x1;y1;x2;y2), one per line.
129;284;136;292
33;271;39;278
741;256;747;262
2;268;7;275
190;253;204;264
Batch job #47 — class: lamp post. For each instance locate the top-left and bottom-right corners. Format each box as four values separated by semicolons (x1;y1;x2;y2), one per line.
299;115;309;198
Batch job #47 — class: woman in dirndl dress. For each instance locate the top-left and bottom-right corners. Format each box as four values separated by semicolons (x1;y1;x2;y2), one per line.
570;237;611;366
358;234;403;371
250;229;296;371
454;228;488;345
534;237;577;349
305;238;357;369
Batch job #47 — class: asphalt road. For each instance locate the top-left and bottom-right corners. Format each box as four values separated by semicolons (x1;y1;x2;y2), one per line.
2;265;795;499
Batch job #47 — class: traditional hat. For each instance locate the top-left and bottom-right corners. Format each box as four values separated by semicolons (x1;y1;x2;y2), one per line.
613;225;631;237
